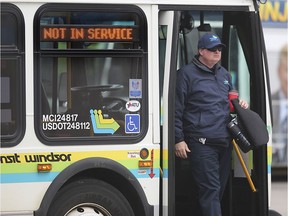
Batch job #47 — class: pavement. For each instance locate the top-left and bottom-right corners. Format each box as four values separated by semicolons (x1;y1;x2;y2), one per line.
270;181;288;216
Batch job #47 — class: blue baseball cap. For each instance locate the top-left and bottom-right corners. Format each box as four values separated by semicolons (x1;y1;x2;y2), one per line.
198;33;226;49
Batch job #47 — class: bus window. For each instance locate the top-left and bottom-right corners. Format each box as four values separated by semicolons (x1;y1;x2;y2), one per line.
34;4;148;144
0;3;25;147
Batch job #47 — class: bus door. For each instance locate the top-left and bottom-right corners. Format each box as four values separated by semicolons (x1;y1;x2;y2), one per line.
159;6;270;216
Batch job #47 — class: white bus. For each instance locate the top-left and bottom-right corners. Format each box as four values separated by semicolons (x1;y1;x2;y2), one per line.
0;0;275;215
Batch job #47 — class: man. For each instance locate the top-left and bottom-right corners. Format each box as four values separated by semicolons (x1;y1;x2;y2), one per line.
175;33;248;216
272;44;288;165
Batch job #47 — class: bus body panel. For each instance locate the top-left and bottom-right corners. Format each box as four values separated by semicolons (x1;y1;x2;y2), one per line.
0;1;273;215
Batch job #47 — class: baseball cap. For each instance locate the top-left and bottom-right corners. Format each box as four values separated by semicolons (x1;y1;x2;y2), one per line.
198;33;226;49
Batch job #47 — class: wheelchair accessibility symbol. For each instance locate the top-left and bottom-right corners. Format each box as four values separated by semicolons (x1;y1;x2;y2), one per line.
125;114;140;134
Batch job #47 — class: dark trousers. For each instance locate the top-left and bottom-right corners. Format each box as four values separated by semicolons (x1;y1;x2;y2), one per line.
187;139;232;216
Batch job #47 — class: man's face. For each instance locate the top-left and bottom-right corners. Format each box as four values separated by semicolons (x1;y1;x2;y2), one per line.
199;46;222;67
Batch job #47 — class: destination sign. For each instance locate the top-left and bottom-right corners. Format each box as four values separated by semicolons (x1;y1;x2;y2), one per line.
40;25;137;42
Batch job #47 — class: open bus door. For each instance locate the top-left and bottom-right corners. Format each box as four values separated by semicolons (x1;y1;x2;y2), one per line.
159;6;272;216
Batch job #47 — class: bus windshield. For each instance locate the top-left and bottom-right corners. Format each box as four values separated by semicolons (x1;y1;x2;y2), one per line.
34;4;148;143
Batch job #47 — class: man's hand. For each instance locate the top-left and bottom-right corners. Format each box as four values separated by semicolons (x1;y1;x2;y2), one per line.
239;99;249;109
175;141;191;159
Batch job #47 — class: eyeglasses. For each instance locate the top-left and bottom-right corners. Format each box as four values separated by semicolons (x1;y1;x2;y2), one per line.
207;46;223;52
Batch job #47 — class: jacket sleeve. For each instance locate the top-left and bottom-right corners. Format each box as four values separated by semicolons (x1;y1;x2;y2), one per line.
175;68;189;143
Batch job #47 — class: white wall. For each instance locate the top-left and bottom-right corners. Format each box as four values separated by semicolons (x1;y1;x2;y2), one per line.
263;28;287;94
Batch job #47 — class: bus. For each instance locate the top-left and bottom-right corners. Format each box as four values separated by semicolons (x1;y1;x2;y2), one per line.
0;0;275;215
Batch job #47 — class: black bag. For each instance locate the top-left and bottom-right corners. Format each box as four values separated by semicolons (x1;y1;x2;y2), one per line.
231;99;269;148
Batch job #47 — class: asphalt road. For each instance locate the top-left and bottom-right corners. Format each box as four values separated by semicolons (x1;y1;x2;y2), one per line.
270;181;288;216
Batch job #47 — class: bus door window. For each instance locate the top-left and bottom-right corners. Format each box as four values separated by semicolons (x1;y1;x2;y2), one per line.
34;4;148;144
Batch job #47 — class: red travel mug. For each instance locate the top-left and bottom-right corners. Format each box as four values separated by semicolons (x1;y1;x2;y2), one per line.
228;91;238;113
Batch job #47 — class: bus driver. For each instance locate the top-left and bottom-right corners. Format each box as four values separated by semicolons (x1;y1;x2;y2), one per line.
175;33;249;216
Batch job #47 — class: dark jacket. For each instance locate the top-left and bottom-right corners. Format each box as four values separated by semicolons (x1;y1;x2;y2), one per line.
175;56;233;146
